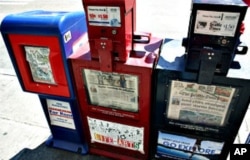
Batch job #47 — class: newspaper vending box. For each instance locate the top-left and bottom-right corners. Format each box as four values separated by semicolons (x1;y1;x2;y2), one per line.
39;94;88;154
0;10;87;98
68;0;162;159
82;0;146;64
182;0;248;82
244;0;250;5
152;38;250;160
70;35;162;160
0;11;89;154
151;1;249;159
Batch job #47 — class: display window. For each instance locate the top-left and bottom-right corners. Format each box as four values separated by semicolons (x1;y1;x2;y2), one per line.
83;69;139;112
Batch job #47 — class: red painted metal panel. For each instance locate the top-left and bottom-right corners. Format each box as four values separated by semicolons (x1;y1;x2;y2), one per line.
8;34;70;97
70;36;162;159
82;0;136;62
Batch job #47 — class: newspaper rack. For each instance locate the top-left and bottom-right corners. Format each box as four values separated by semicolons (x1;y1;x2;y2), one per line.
152;39;250;160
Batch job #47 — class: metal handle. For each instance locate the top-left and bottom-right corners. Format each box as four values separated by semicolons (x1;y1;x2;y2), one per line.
133;31;151;44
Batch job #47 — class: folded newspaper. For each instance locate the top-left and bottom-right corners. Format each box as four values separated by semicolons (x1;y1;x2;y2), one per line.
25;46;56;84
167;80;235;126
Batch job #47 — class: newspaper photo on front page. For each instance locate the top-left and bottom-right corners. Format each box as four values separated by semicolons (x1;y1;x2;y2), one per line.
167;80;235;126
25;46;56;84
83;69;139;112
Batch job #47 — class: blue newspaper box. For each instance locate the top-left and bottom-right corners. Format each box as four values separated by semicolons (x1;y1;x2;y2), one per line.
0;10;89;154
1;10;87;98
39;94;88;154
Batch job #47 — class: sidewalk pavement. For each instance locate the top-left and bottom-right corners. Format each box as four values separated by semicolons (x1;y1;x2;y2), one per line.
0;0;250;160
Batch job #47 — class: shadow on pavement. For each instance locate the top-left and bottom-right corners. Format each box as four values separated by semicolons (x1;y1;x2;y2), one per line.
10;142;111;160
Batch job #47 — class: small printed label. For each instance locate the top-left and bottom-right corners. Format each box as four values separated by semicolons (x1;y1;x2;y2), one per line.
64;31;72;43
47;99;76;130
87;6;121;27
194;10;240;37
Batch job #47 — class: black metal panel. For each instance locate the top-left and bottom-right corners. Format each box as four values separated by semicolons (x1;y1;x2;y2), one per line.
151;39;250;160
183;0;248;75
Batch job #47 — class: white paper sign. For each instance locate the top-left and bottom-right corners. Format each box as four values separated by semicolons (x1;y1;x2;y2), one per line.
87;6;121;27
47;99;76;130
88;117;144;153
194;10;240;37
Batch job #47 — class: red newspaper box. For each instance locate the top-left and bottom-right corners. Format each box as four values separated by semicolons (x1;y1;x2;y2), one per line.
69;35;162;159
244;0;250;5
82;0;136;62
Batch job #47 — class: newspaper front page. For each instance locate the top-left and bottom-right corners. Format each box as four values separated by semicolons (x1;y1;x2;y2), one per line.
25;46;56;84
167;80;235;126
83;69;139;112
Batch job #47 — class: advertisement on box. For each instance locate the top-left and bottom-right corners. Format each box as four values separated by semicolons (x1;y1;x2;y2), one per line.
87;117;144;153
167;80;235;126
25;46;56;84
87;6;121;27
194;10;240;37
83;69;139;112
156;131;224;159
47;99;76;130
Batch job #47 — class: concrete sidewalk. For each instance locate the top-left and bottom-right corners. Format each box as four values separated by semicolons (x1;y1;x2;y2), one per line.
0;0;250;159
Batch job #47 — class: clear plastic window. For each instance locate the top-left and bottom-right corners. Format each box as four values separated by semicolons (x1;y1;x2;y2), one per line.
166;80;236;126
25;46;56;84
83;69;139;112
